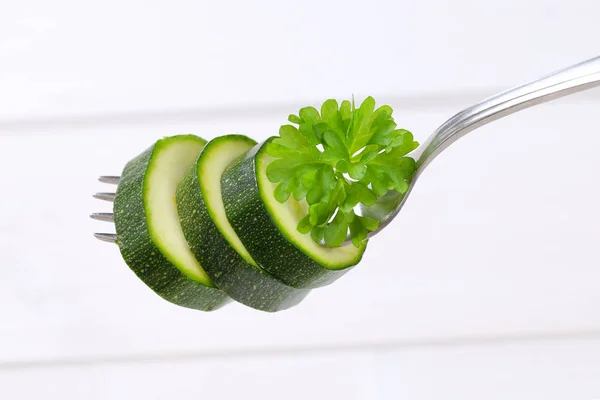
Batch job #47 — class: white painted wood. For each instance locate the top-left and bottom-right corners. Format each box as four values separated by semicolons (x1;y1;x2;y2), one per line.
373;338;600;399
0;100;598;362
1;0;598;120
1;338;598;399
0;352;374;400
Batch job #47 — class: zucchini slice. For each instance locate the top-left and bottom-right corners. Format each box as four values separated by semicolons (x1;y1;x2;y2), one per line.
221;138;367;289
114;135;230;311
176;135;311;312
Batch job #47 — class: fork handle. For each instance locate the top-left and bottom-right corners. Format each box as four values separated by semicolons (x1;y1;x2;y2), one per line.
415;55;600;169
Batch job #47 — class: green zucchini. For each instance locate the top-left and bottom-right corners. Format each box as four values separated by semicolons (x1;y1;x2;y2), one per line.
114;135;230;311
176;135;311;312
221;137;367;289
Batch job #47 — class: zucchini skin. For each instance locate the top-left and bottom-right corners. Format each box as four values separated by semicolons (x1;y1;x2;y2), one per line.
176;135;311;312
221;141;365;289
114;140;231;311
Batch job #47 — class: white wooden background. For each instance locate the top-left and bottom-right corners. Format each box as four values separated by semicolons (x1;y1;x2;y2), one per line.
1;1;599;399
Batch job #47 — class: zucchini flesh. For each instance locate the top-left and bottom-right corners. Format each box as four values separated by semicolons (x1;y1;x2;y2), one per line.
177;135;310;312
114;135;230;311
221;138;366;289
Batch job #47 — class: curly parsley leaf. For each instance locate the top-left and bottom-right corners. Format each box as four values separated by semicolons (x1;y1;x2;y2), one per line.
266;96;419;248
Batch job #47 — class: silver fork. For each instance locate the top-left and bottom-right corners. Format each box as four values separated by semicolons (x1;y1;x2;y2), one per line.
356;55;600;243
91;176;120;243
92;56;600;245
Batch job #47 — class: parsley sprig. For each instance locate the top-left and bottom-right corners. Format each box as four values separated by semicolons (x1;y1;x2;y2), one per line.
266;96;419;248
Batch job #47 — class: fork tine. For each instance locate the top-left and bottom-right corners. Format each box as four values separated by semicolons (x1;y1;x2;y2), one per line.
90;212;114;222
99;176;120;184
93;192;116;202
94;177;119;243
94;233;117;243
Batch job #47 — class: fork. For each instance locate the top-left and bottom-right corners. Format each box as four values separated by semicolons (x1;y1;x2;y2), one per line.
92;55;600;245
355;55;600;243
91;176;119;243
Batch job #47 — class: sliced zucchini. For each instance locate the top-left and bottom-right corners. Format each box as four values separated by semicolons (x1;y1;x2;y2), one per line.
221;138;367;289
176;135;311;312
114;135;230;311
